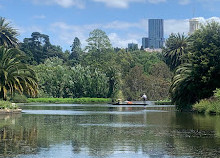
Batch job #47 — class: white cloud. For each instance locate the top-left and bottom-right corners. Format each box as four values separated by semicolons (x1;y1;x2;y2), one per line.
33;15;46;19
50;22;100;47
17;17;220;49
30;0;85;8
179;0;191;5
147;0;166;4
109;33;138;48
92;0;166;8
103;21;140;29
164;19;189;37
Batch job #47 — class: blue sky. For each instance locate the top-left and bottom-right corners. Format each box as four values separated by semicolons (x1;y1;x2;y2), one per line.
0;0;220;50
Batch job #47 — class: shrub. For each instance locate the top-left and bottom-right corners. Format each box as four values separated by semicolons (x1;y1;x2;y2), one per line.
0;100;17;109
11;94;28;103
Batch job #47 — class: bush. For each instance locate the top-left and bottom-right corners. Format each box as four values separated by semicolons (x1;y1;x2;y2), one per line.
0;100;17;109
11;94;27;103
193;98;220;114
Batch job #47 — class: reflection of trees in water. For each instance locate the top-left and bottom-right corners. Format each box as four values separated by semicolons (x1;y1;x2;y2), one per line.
1;111;220;157
0;117;38;157
165;112;220;157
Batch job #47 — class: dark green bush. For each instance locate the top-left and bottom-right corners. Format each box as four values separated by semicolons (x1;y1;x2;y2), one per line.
11;94;28;103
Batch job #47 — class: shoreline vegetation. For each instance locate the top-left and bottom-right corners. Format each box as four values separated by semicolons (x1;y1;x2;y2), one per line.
27;98;111;104
193;89;220;115
154;100;172;105
0;100;22;114
193;98;220;115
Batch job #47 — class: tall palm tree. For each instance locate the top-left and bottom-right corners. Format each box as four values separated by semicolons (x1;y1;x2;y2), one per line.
0;46;38;100
163;33;188;71
0;17;19;48
170;63;197;110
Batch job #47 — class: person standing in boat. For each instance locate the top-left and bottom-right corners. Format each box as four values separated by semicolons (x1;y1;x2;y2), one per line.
142;93;147;106
142;93;147;101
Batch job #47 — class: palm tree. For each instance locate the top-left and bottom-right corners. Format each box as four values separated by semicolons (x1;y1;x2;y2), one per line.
0;46;38;100
170;63;197;110
0;17;19;48
163;33;188;71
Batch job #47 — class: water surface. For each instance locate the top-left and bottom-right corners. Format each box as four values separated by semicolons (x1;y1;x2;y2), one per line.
0;103;220;157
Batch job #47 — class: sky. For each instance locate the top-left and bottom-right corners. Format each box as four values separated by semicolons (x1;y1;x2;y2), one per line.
0;0;220;51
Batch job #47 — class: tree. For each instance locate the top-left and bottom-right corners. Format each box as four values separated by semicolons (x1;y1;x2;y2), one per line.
86;29;112;52
0;46;38;100
0;17;19;48
69;37;82;65
124;66;148;100
170;21;220;110
163;33;188;71
20;32;66;64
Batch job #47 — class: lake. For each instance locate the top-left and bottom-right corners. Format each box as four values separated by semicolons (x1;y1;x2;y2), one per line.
0;102;220;158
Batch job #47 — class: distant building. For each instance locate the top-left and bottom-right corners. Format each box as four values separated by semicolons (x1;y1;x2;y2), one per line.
142;37;149;49
144;48;162;53
189;18;199;35
148;19;164;49
128;43;138;51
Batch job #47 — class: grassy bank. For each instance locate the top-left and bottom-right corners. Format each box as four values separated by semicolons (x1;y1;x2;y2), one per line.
154;100;172;105
193;98;220;114
27;98;111;104
0;100;18;109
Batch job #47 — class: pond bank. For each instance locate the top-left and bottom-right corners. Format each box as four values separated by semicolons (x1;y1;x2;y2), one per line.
0;109;22;114
27;98;111;104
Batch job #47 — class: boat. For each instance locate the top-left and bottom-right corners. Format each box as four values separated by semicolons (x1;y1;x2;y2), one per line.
111;103;148;105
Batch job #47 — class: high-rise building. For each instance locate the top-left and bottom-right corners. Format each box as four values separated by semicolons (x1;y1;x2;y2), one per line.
189;18;199;35
148;19;164;49
142;37;149;49
128;43;138;50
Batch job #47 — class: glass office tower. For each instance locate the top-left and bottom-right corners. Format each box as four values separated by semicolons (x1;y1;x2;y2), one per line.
148;19;164;48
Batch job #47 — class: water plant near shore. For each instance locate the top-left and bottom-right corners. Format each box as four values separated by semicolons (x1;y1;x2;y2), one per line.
0;100;17;109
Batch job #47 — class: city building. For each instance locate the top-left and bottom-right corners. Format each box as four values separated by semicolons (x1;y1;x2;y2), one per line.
128;43;138;51
148;19;164;49
142;37;149;49
189;18;199;35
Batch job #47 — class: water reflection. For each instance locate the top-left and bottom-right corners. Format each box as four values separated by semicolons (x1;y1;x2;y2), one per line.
0;104;220;157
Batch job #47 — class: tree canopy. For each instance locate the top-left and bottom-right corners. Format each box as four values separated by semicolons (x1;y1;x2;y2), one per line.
169;21;220;110
0;46;38;100
0;17;19;48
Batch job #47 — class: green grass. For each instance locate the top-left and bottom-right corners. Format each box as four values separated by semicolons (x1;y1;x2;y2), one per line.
0;100;18;109
154;100;172;105
193;98;220;114
27;98;111;104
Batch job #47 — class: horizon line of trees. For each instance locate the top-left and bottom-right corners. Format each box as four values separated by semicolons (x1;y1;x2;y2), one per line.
0;16;171;103
2;16;220;111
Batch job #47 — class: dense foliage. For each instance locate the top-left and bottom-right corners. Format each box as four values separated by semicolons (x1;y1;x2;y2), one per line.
193;89;220;114
0;17;19;48
0;46;38;100
164;21;220;110
0;17;172;101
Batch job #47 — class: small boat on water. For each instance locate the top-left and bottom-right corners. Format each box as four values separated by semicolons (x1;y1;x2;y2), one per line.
111;100;148;105
112;103;148;105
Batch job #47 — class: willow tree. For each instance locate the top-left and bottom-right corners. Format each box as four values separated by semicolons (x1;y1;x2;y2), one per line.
0;46;38;100
0;17;19;48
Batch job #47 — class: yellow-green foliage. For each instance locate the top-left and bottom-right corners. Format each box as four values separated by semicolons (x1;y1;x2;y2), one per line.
193;98;220;114
0;100;17;109
27;98;111;104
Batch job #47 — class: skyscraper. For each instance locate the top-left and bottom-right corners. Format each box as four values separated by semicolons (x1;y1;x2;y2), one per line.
148;19;164;49
142;37;149;49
